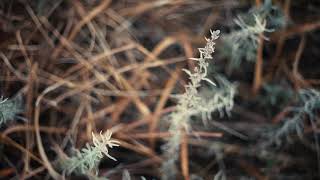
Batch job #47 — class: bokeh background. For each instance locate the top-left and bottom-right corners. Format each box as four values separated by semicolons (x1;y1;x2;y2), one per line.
0;0;319;179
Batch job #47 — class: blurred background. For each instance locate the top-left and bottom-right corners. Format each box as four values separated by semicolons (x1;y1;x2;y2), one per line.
0;0;319;179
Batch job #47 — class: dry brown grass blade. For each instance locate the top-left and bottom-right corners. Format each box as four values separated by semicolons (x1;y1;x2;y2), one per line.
23;167;46;179
16;30;32;68
85;101;95;140
181;132;189;180
119;132;172;139
119;131;222;139
52;0;112;59
116;139;163;163
40;17;116;89
0;52;27;81
144;36;177;62
267;35;286;80
101;36;184;119
115;57;186;74
62;43;135;78
132;39;185;93
119;0;173;17
270;20;320;42
281;56;309;89
121;106;175;133
23;63;38;175
117;74;151;116
266;0;290;80
179;33;196;72
25;5;55;48
84;44;152;116
3;125;66;136
0;133;43;165
252;34;264;95
252;1;263;95
110;99;133;126
110;72;150;127
292;36;305;74
34;102;61;179
292;35;309;89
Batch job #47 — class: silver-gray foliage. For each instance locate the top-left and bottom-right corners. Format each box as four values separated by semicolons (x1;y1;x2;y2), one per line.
271;89;320;145
221;0;285;72
60;131;120;175
0;95;23;126
161;30;236;180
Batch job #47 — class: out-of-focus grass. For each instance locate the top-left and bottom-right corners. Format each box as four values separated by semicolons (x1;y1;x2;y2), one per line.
0;0;319;179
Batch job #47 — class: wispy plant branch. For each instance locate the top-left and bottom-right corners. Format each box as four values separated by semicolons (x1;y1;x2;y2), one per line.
220;0;285;72
270;89;320;145
60;130;120;175
161;30;235;179
0;95;23;126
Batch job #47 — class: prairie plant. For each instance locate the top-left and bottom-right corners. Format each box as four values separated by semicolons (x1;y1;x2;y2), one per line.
221;0;285;72
0;95;23;126
270;89;320;146
198;76;237;121
60;130;120;175
221;14;272;71
251;0;287;29
161;30;236;179
266;88;320;175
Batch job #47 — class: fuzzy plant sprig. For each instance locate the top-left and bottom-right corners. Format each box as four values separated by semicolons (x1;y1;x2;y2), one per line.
265;89;320;175
0;95;23;127
221;14;272;71
220;0;285;72
198;76;237;121
270;89;320;146
161;30;235;179
60;130;120;175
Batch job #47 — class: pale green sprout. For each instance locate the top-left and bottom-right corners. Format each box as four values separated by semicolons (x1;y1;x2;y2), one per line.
220;0;286;72
0;95;23;126
266;89;320;175
92;131;119;161
161;30;236;179
222;14;273;71
60;130;120;175
270;89;320;145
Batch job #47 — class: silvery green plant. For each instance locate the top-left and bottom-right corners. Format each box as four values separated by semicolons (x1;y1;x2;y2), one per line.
60;130;120;175
270;89;320;146
266;89;320;174
221;0;285;72
221;14;272;71
0;95;23;126
161;30;236;179
251;0;287;29
198;76;237;121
